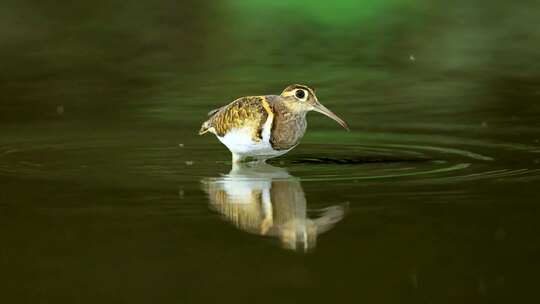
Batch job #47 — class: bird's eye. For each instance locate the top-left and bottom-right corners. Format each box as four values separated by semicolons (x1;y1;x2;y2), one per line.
295;89;306;100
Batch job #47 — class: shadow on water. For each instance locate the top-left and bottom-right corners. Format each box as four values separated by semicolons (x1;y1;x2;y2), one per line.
201;162;347;252
280;154;431;164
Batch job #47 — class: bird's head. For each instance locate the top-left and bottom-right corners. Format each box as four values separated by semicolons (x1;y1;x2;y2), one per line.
280;84;349;131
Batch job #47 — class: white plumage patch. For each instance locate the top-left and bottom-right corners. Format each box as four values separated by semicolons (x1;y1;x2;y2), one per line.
215;114;288;160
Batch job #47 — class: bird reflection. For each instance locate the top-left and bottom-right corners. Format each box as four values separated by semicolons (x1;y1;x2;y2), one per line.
202;162;346;252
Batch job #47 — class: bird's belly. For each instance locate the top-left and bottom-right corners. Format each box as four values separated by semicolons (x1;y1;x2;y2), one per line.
217;127;282;157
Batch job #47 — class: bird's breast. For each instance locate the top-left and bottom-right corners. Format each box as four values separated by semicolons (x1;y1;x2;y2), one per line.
269;112;307;151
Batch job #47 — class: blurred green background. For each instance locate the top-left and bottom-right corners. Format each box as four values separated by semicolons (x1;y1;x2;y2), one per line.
2;0;539;127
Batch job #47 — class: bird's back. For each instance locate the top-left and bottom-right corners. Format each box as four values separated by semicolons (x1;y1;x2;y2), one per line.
199;96;272;141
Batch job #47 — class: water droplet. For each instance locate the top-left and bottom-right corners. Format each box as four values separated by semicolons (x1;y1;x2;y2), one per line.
178;143;184;147
494;227;506;241
56;105;64;115
409;54;416;61
185;161;194;166
408;271;418;289
495;275;505;287
178;189;185;198
477;277;487;296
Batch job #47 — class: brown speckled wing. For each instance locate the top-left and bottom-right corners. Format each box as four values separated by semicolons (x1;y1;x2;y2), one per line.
206;96;270;140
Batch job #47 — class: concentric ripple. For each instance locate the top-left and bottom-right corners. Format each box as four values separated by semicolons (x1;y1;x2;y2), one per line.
277;132;540;184
1;131;540;186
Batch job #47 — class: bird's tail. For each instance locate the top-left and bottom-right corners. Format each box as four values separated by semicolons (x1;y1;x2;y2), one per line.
198;121;211;135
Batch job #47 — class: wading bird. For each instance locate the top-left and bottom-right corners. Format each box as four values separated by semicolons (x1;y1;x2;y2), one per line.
199;84;349;163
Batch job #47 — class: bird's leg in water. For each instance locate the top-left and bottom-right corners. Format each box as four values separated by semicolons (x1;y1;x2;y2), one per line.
260;191;274;235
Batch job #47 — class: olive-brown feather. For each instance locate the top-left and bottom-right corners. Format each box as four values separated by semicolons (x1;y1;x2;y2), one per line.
268;101;306;150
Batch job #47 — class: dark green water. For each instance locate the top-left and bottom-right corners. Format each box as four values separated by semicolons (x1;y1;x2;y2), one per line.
2;0;540;302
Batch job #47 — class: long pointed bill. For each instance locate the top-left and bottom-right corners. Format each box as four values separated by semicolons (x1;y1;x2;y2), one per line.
313;102;350;131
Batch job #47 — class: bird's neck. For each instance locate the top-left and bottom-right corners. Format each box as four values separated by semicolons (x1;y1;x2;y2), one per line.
274;101;307;123
268;100;308;150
